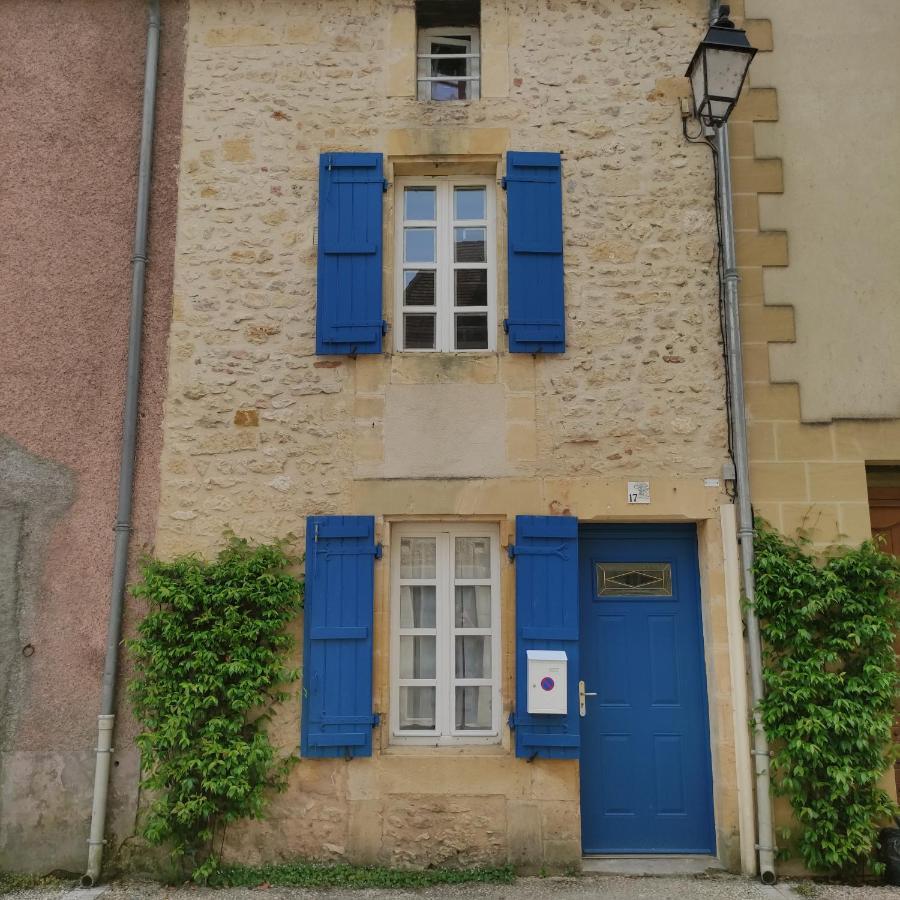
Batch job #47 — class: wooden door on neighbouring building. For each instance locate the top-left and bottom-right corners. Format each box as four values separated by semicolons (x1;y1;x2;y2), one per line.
869;487;900;795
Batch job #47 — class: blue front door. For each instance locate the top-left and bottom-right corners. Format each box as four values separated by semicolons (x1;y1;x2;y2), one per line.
579;524;715;854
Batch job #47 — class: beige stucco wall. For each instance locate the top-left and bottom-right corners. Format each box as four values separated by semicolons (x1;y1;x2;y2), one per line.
0;0;187;873
745;0;900;423
729;3;900;552
155;0;748;869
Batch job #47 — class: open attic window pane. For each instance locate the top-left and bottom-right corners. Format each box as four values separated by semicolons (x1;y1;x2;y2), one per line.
416;1;480;102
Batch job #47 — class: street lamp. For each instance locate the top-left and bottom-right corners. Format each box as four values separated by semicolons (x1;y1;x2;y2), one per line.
683;4;774;888
685;4;757;129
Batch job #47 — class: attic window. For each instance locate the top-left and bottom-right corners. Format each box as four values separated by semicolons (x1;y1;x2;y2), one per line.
416;1;481;101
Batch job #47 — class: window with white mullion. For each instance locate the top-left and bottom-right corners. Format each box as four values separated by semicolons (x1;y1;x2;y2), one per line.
392;525;500;744
451;182;489;351
417;28;480;101
400;184;439;351
450;532;495;735
396;533;441;732
396;178;495;353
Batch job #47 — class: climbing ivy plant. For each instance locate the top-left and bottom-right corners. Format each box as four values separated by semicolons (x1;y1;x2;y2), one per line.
129;536;303;883
753;521;900;878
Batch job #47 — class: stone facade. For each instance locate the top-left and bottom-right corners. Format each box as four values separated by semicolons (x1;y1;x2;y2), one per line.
160;0;731;556
154;0;750;871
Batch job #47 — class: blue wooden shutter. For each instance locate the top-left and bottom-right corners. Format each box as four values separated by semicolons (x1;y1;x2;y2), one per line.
301;516;379;758
316;153;385;355
503;152;565;353
510;515;579;758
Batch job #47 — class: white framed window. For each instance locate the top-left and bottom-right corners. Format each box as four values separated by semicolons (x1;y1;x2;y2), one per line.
417;26;480;101
394;177;496;352
390;523;501;745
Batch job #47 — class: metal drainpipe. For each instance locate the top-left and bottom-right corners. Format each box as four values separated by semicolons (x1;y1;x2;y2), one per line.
82;0;161;887
708;0;777;885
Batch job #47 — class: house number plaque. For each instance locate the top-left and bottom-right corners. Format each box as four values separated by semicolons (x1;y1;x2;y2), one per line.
627;481;650;504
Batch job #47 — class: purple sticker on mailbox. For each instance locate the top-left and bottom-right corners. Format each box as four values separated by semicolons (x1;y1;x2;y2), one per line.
540;676;555;692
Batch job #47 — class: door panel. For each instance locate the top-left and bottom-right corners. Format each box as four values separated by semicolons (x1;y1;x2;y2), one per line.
868;487;900;795
579;525;715;855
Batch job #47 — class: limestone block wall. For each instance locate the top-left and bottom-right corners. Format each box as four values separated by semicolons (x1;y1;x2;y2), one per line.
155;0;746;869
159;0;729;556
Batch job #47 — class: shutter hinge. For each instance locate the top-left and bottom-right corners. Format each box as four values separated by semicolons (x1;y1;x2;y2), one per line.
372;712;381;727
502;318;510;334
374;543;383;560
508;543;566;560
507;710;517;730
381;320;388;335
383;179;389;192
501;176;508;190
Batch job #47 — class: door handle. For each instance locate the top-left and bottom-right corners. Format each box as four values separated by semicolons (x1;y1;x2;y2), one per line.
578;680;598;717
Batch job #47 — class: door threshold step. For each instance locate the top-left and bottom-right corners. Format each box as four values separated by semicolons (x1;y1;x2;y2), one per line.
582;855;723;876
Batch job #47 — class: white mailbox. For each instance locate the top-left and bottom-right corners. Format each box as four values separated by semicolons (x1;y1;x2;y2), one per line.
526;649;568;715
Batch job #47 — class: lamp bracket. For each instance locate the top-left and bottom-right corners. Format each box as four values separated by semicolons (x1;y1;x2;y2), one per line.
715;4;734;27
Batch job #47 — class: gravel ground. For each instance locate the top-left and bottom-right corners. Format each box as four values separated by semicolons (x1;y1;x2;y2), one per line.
6;875;899;900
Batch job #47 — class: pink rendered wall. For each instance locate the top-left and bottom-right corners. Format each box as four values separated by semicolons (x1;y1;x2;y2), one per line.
0;0;185;871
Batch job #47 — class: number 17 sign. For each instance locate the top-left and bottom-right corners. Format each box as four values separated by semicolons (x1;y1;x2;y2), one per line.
627;481;651;504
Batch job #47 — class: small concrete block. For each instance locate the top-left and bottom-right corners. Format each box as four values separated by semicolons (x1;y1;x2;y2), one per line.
807;462;868;503
540;800;581;842
838;503;873;544
506;801;542;867
541;839;582;868
735;230;788;267
581;855;723;876
780;503;841;543
63;888;108;900
744;383;801;421
775;422;834;461
751;462;809;502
